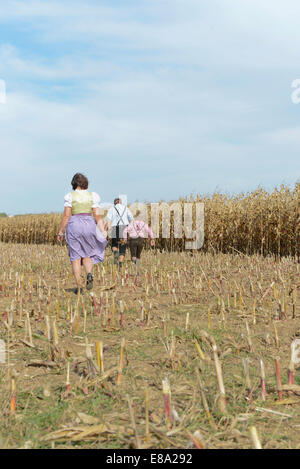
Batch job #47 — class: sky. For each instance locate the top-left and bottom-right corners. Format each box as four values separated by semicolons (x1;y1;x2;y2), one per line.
0;0;299;214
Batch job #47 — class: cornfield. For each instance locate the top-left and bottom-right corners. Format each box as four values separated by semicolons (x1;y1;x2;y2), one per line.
1;184;299;256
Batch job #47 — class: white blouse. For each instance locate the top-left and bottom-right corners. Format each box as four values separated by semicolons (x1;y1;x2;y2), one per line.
64;190;101;208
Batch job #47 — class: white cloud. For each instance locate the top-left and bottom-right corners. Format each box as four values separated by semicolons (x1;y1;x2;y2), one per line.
0;0;299;213
2;0;300;68
0;79;298;214
0;44;118;81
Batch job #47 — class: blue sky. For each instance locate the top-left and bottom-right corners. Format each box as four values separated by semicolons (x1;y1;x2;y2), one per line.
0;0;299;214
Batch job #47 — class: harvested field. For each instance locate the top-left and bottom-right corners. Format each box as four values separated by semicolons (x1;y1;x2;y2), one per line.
0;243;299;449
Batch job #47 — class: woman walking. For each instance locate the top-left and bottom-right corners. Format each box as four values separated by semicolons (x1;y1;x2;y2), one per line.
123;210;155;273
57;173;107;293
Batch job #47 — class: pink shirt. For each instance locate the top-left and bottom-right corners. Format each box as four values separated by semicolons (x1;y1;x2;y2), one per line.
123;220;154;240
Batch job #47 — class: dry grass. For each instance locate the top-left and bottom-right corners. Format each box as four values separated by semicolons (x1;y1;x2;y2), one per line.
0;243;299;449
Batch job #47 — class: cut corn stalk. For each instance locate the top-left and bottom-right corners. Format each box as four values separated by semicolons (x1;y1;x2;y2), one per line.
200;331;226;414
249;426;262;449
162;378;173;426
127;394;141;449
275;359;283;401
187;430;205;449
10;378;16;415
260;358;267;401
195;368;217;429
245;320;254;353
145;388;150;443
243;358;253;403
116;338;126;386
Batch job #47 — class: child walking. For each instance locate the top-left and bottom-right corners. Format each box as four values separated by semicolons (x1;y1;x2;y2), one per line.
123;211;155;273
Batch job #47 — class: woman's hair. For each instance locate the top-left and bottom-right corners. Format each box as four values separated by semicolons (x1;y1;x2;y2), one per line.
71;173;89;190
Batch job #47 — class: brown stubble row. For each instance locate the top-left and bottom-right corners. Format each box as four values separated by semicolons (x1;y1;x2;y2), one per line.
0;243;299;448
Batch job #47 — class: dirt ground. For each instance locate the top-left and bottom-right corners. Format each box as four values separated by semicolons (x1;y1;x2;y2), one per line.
0;242;299;449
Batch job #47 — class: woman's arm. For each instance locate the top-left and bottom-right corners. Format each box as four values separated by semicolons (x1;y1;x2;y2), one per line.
92;207;102;224
57;207;71;243
92;208;107;237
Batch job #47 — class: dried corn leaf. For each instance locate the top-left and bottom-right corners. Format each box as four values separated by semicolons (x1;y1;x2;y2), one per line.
81;366;119;388
27;360;58;368
282;384;300;393
273;398;300;405
42;423;133;442
20;340;35;349
98;284;116;292
77;413;100;425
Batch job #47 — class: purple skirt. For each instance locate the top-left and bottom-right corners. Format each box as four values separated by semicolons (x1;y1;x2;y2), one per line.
66;214;107;264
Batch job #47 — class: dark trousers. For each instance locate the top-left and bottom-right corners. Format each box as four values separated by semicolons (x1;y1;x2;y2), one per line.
129;237;144;259
111;225;127;256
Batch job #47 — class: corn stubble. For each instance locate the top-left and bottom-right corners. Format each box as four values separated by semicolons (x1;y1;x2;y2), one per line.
0;188;299;449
